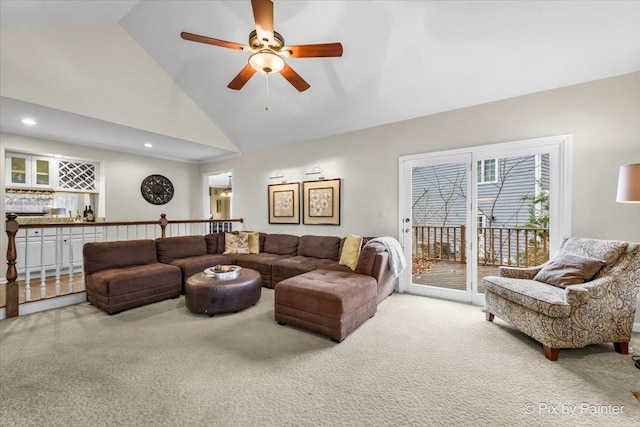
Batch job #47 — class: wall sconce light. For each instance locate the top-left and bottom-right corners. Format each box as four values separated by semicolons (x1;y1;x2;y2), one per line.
305;166;324;180
616;163;640;203
269;170;285;183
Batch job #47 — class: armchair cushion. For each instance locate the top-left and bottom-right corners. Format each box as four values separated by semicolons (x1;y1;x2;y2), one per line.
561;237;628;267
482;276;571;318
533;251;605;288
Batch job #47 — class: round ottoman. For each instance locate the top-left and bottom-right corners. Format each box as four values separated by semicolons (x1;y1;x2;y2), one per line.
185;268;261;316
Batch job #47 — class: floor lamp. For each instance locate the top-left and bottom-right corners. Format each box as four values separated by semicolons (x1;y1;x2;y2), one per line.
616;163;640;203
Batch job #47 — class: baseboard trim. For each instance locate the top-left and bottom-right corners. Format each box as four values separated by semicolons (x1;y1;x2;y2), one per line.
0;292;87;320
634;322;640;333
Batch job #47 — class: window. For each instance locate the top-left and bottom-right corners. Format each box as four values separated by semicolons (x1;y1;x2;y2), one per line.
477;159;497;184
477;214;486;230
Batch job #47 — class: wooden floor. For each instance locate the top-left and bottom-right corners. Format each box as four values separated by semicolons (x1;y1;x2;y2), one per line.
0;272;85;308
413;261;500;293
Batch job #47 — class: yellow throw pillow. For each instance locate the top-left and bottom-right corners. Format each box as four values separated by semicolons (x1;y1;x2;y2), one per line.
224;233;249;254
339;234;363;271
240;231;260;254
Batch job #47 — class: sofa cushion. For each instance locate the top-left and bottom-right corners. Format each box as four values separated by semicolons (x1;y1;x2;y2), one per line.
86;263;181;297
231;252;292;288
224;232;249;254
297;235;341;260
272;256;342;280
561;237;628;267
83;240;158;275
482;276;571;318
533;251;605;288
205;232;225;254
339;234;363;270
263;234;299;256
240;231;260;254
354;242;384;276
232;253;291;272
167;254;232;284
155;236;206;264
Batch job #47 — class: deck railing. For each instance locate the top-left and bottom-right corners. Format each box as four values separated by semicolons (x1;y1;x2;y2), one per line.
3;213;243;318
413;225;549;267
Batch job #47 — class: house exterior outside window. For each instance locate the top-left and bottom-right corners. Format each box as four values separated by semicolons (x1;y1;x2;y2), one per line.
477;159;497;184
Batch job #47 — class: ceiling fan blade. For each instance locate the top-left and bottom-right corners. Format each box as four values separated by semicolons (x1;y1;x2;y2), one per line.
181;32;246;51
283;43;344;58
228;64;257;90
280;63;310;92
251;0;274;43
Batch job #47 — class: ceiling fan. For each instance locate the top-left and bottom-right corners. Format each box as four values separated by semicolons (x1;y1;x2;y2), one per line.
180;0;343;92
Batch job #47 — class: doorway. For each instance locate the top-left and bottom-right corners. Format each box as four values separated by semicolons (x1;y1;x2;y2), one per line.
205;171;233;220
399;135;571;305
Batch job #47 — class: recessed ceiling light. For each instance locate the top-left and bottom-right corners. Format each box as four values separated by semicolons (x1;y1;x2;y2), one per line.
144;143;153;148
21;118;37;126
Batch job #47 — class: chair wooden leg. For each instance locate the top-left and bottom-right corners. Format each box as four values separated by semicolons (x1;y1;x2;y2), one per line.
613;342;629;355
485;311;494;322
543;345;560;361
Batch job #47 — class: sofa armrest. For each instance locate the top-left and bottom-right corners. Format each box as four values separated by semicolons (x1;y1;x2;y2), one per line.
498;265;543;280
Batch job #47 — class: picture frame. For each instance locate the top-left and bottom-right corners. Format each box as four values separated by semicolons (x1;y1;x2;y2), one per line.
303;179;341;225
268;182;300;224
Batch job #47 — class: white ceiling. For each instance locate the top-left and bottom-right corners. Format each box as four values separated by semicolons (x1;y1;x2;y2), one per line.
1;1;639;164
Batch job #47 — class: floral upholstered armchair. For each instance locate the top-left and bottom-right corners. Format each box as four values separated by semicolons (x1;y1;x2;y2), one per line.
483;237;640;361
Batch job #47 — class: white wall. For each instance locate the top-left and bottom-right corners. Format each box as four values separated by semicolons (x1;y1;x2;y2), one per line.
202;72;640;239
201;72;640;322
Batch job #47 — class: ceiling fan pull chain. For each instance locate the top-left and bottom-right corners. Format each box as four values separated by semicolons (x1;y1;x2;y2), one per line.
265;73;270;111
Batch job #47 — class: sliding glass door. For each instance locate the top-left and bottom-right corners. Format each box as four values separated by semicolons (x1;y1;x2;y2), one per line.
399;135;571;305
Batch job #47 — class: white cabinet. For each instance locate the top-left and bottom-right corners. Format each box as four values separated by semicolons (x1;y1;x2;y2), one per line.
6;153;58;189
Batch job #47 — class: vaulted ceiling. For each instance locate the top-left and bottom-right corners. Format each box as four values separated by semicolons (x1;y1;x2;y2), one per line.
1;1;639;163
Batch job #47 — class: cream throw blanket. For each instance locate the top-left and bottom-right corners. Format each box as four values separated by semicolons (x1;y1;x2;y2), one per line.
366;236;407;278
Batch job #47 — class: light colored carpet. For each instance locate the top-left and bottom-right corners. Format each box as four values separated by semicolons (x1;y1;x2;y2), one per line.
1;289;639;426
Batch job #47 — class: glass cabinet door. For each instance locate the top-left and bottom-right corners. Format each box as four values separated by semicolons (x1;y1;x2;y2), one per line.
35;158;50;186
8;155;29;186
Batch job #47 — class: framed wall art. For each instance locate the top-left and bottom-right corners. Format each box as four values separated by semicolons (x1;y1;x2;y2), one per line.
303;179;341;225
268;182;300;224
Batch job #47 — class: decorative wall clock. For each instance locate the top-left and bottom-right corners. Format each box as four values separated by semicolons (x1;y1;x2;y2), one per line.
141;174;174;205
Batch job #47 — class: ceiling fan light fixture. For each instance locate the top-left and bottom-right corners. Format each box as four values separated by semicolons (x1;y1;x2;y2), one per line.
249;50;285;74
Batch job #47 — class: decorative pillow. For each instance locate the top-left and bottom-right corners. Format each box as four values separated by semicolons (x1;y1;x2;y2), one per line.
533;251;605;288
224;233;249;254
339;234;363;271
240;231;260;254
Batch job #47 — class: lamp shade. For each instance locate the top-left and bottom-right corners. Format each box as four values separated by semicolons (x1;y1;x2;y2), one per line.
616;163;640;203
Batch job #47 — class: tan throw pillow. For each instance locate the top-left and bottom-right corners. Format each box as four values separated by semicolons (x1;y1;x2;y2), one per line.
240;231;260;254
224;233;249;254
339;234;363;271
533;251;605;288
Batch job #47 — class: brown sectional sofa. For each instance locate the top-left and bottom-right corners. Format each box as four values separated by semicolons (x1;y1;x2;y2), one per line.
84;233;396;332
83;239;182;315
